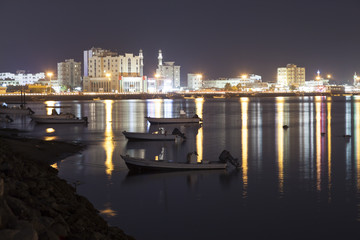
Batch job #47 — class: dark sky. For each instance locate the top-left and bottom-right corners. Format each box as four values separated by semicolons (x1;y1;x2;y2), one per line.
1;0;360;84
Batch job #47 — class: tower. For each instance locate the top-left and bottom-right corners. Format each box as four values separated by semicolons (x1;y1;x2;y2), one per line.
139;49;144;77
158;50;163;67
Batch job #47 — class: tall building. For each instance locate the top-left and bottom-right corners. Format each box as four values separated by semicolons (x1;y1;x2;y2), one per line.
83;47;117;77
156;50;181;89
187;74;203;90
277;64;305;86
57;59;81;89
82;48;145;92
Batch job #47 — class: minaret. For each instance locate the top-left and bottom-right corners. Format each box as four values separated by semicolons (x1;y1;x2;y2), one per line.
158;50;163;66
139;49;144;77
354;72;358;86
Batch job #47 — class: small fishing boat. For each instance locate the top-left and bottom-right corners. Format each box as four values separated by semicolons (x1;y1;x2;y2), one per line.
123;128;185;141
0;90;34;115
121;150;240;172
31;109;88;124
145;110;201;124
0;105;34;115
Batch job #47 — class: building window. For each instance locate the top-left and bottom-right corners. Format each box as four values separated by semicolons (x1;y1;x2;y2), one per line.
128;59;131;73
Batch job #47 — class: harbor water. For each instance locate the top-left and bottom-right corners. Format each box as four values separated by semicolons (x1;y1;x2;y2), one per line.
4;96;360;240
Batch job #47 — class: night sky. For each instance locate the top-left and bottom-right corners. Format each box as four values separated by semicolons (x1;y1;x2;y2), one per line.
1;0;360;85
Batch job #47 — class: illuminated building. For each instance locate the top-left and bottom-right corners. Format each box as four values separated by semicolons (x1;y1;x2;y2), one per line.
277;64;305;87
57;59;81;90
187;74;203;90
82;47;145;92
202;74;262;89
0;71;45;86
354;73;360;86
156;50;181;89
298;71;329;92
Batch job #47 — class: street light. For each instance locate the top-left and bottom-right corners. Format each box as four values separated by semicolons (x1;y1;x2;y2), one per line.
47;72;53;93
327;74;332;79
241;74;247;80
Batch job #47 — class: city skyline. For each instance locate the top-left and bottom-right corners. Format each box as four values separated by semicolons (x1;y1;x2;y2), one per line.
1;0;360;84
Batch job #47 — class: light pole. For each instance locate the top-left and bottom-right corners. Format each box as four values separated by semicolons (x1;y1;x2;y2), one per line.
47;72;53;94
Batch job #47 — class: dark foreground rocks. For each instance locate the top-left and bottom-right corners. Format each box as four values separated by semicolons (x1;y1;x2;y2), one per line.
0;137;134;240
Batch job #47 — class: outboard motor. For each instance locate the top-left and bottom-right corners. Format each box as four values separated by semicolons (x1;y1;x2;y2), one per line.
219;150;241;168
172;128;186;139
51;109;59;115
27;107;35;115
82;117;88;124
5;115;13;123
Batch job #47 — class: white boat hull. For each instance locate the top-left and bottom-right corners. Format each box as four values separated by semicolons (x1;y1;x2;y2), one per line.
123;131;182;141
145;117;201;124
121;155;227;172
0;108;32;114
31;115;88;124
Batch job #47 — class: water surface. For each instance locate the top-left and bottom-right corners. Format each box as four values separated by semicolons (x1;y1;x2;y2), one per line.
4;96;360;240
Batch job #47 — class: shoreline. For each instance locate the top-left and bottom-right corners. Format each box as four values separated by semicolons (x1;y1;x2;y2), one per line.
0;91;350;103
0;134;135;240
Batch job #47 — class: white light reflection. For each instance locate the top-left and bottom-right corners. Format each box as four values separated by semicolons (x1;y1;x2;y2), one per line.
240;97;249;197
327;99;332;200
276;97;284;194
354;96;360;221
315;97;321;191
345;97;352;181
196;97;204;162
103;100;114;177
251;102;262;169
45;101;56;115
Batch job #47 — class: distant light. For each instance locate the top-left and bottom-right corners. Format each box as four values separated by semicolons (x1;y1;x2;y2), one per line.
241;74;247;79
106;73;111;78
155;74;160;78
46;128;55;133
327;75;332;79
196;74;202;79
47;72;53;77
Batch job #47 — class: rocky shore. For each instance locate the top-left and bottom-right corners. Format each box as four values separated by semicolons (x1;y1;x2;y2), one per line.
0;136;134;240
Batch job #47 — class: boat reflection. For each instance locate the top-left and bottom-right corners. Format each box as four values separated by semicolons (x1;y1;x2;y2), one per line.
122;168;237;190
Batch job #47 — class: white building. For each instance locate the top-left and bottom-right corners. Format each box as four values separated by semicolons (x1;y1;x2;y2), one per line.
83;48;145;92
83;47;117;77
354;73;360;86
203;74;262;89
57;59;81;90
187;74;203;90
277;64;305;86
0;71;45;86
156;50;181;89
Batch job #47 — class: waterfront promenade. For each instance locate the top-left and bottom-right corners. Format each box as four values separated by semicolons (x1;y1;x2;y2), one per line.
0;91;344;102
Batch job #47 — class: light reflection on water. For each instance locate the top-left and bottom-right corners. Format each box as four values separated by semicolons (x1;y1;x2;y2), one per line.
5;97;360;239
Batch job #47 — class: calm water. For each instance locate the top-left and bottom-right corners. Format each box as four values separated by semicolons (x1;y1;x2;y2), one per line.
4;96;360;239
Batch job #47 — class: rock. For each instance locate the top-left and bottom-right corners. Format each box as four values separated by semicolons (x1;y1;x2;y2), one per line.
0;229;19;239
0;178;4;198
0;137;134;240
50;222;68;237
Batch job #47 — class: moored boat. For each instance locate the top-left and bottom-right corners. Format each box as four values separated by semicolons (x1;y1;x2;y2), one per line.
145;110;201;124
122;127;185;141
31;109;88;124
121;150;240;172
0;105;34;115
